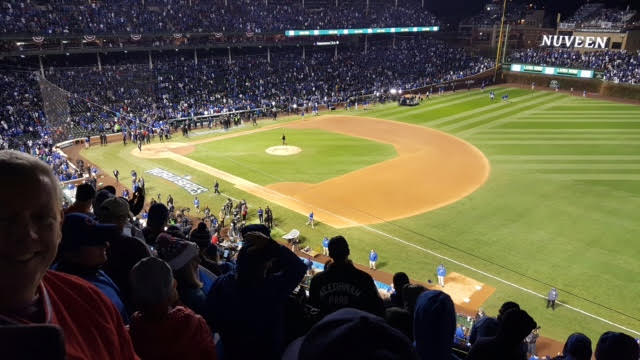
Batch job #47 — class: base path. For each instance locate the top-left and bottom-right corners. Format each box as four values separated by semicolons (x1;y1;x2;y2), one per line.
133;115;490;228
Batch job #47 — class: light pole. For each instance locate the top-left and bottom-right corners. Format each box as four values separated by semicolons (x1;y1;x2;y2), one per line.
493;0;508;83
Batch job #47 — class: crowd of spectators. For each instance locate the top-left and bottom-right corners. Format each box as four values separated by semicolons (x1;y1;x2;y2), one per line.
1;149;640;359
460;1;536;26
39;38;493;136
564;3;636;28
508;48;640;84
0;0;439;35
0;71;84;181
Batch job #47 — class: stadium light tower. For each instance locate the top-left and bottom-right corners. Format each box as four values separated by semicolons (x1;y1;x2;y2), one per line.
493;0;508;82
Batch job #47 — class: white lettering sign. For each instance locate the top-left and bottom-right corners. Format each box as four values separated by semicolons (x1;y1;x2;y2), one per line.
541;35;608;49
145;168;209;195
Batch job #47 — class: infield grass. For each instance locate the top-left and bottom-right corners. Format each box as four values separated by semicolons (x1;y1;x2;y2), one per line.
82;86;640;344
186;128;397;185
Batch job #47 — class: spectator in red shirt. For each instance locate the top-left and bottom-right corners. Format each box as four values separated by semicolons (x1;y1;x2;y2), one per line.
129;257;217;360
0;150;139;360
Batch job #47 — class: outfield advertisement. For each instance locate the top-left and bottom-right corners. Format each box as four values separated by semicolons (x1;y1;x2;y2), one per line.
285;26;439;37
509;63;595;79
145;168;208;195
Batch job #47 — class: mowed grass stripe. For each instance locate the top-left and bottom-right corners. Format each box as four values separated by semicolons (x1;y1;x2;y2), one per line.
390;89;519;123
520;115;640;119
362;89;495;120
471;134;640;140
474;140;640;145
368;87;492;112
367;88;500;118
492;155;640;161
478;144;640;156
545;174;640;180
498;163;640;170
495;121;640;129
540;111;640;115
514;118;640;122
476;129;640;134
438;92;557;132
454;95;569;136
413;89;525;127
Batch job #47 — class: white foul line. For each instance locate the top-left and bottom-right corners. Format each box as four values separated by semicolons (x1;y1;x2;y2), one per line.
173;131;640;337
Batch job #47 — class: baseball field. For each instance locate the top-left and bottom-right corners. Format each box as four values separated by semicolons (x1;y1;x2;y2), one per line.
81;85;640;343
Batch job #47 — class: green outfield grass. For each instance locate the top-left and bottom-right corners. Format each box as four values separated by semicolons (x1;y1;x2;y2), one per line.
186;128;397;185
81;86;640;344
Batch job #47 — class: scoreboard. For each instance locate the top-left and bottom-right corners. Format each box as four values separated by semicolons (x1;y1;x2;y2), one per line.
285;26;439;37
509;64;595;79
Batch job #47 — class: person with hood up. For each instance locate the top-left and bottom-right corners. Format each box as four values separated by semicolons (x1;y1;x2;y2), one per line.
205;226;307;360
413;290;461;360
594;331;639;360
550;332;592;360
467;308;537;360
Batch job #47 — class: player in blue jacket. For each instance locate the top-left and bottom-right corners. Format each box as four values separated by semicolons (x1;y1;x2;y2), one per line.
322;236;329;256
437;263;447;287
369;249;378;270
194;196;200;213
306;211;314;229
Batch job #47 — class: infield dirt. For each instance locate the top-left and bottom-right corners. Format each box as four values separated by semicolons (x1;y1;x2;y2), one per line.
134;115;490;228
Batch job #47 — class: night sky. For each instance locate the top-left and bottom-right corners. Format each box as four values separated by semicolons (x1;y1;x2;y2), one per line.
427;0;640;24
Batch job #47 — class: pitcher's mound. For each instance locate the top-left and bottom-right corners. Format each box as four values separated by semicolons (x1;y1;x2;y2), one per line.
266;145;302;156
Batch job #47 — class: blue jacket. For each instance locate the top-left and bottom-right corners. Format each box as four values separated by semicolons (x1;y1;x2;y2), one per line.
369;252;378;262
322;237;329;248
437;265;447;277
52;263;129;324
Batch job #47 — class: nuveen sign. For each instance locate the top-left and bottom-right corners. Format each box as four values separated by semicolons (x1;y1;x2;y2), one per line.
541;35;608;49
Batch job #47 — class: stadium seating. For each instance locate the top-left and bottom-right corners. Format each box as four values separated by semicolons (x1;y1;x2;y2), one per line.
0;0;439;35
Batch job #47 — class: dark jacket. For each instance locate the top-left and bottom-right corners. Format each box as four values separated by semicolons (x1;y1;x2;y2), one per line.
309;261;384;318
206;244;306;360
467;309;536;360
469;316;499;345
103;234;152;312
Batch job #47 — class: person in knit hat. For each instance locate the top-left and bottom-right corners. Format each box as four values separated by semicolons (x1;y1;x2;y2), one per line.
389;272;410;308
128;257;217;360
467;308;537;360
190;222;211;249
413;290;460;360
205;231;307;360
142;203;169;247
156;233;205;315
594;331;639;360
282;308;419;360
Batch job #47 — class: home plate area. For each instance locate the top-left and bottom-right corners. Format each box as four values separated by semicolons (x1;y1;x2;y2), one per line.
437;272;495;315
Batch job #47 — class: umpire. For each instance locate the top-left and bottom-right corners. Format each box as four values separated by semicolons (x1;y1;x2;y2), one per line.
547;288;558;310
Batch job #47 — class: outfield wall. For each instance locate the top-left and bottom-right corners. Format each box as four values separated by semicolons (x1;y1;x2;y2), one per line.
501;71;640;101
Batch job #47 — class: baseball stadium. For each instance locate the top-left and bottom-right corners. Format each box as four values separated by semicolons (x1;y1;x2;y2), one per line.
1;0;640;359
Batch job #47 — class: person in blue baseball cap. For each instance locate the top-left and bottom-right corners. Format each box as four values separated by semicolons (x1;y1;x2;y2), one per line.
52;213;129;323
